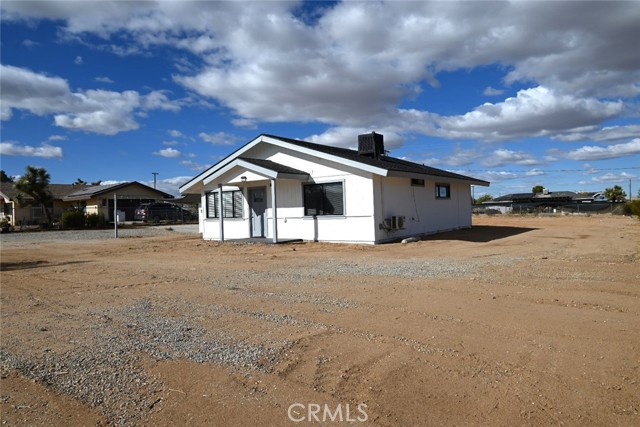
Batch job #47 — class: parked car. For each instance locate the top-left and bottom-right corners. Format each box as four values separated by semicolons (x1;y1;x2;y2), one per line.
134;202;193;222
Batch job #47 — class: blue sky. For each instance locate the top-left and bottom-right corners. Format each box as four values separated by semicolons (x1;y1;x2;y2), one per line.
1;1;639;197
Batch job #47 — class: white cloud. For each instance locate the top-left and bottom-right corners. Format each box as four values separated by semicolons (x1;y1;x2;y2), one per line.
553;125;640;142
180;160;210;171
198;131;242;146
22;39;39;48
47;134;67;141
482;149;541;168
153;147;182;158
162;140;178;146
459;170;519;183
74;55;83;65
0;142;63;158
142;91;180;112
1;64;179;135
588;172;636;183
95;76;114;84
525;169;545;177
168;129;183;138
565;139;640;161
483;87;504;96
441;147;483;167
436;87;623;141
142;176;193;196
2;1;638;142
305;127;404;150
231;118;257;129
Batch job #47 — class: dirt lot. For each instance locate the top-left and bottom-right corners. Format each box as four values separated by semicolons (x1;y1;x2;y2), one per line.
1;215;639;426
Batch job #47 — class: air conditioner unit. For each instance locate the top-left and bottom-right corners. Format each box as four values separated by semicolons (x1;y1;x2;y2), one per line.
391;215;405;229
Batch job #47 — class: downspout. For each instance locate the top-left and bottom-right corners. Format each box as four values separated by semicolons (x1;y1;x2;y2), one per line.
271;178;278;244
218;183;224;242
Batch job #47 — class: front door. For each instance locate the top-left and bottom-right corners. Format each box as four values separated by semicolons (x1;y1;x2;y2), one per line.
249;187;266;237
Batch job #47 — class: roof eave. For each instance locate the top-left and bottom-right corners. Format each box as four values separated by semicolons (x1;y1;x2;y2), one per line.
386;170;489;186
264;136;389;176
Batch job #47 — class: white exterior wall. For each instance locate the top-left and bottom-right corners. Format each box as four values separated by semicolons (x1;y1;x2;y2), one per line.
200;144;378;243
201;185;252;241
373;176;472;243
195;140;476;244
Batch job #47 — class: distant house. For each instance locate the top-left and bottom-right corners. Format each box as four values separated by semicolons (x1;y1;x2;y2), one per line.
485;189;610;213
180;132;489;244
1;181;173;226
62;182;174;221
1;183;82;226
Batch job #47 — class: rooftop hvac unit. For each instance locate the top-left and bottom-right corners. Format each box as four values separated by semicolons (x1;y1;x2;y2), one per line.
357;132;385;158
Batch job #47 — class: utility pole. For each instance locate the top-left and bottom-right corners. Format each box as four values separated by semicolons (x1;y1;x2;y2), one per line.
152;172;159;189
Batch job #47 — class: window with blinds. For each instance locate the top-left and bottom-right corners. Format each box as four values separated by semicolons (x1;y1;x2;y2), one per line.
303;182;344;216
206;190;243;218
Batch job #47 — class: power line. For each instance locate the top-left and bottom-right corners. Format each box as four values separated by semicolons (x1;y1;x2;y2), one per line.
459;166;640;173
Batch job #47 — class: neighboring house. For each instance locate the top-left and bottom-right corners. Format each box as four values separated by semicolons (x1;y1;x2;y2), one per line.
62;181;174;221
485;190;611;212
1;183;84;226
1;181;174;225
180;132;489;244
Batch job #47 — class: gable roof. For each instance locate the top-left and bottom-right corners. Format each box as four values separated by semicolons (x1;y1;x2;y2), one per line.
180;134;489;193
265;134;490;183
238;157;309;176
1;182;87;202
2;181;174;203
63;181;174;201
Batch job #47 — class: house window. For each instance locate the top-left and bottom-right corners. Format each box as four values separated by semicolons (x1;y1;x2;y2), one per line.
435;184;451;199
411;178;425;187
31;205;44;218
206;190;243;218
304;182;344;216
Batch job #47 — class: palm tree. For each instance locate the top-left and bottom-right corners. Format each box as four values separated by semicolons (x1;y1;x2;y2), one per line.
14;166;54;224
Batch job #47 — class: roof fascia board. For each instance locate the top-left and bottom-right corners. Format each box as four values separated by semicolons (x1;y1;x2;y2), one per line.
180;135;265;193
386;170;490;186
202;159;275;186
262;136;389;176
278;172;310;181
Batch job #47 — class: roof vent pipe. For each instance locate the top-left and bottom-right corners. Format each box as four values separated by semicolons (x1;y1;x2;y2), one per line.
357;132;384;158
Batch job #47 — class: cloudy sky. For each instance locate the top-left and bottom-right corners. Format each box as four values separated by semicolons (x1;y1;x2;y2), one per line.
1;0;639;197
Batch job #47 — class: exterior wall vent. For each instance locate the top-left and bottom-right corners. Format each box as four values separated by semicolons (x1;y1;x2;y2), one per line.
380;215;405;231
358;132;384;158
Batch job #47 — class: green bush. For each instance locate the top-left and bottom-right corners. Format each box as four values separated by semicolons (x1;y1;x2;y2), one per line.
628;200;640;219
86;213;106;228
62;210;86;228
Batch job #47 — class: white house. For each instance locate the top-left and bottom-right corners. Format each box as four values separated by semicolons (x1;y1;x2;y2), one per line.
179;133;489;244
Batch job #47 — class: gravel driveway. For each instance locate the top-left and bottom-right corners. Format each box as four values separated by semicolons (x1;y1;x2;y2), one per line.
0;224;199;245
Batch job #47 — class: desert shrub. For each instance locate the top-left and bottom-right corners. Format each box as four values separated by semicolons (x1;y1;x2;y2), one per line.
628;200;640;219
86;213;106;228
62;210;86;228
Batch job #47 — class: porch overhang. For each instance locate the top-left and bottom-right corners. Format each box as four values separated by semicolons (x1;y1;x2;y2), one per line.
202;157;310;186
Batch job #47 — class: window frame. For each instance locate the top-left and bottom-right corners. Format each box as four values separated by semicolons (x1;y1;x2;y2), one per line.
205;189;244;219
303;181;345;217
435;183;451;200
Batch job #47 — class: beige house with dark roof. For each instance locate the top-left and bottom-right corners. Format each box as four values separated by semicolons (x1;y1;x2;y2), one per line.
1;183;85;226
1;181;173;226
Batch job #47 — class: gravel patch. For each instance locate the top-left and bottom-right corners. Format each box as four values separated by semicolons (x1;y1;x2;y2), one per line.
0;224;198;246
311;257;521;278
0;298;292;426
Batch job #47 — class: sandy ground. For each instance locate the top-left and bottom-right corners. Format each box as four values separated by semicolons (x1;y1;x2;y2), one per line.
1;215;639;426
